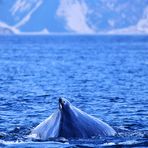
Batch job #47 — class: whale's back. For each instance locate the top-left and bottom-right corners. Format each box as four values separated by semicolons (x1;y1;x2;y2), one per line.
59;105;116;138
29;111;61;140
29;99;116;140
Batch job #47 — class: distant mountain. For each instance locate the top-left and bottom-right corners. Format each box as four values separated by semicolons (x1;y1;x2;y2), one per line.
0;0;148;35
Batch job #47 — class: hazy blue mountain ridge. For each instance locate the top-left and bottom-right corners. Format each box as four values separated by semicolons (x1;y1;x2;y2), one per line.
0;0;148;35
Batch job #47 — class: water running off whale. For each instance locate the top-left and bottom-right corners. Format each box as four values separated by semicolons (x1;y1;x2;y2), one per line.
29;98;116;140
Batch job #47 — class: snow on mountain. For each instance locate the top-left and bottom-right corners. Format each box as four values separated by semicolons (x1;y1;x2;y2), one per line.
0;0;148;35
137;6;148;33
0;21;50;35
12;0;43;28
0;21;19;35
108;6;148;34
57;0;94;34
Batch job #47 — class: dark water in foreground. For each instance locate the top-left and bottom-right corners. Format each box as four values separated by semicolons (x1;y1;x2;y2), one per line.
0;35;148;147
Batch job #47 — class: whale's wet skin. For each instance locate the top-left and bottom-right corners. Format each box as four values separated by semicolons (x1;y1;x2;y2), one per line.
29;98;116;140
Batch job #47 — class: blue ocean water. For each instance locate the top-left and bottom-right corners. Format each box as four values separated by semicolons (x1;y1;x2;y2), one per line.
0;35;148;147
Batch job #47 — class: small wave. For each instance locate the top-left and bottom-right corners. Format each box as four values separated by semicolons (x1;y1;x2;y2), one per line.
0;140;69;147
102;140;148;147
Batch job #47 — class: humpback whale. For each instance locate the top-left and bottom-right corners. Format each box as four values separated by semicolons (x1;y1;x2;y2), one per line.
29;98;116;140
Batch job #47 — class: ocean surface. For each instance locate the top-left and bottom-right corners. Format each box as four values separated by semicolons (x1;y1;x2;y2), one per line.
0;35;148;147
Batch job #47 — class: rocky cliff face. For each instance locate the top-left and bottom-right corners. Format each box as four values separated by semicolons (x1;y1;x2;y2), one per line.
0;0;148;35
